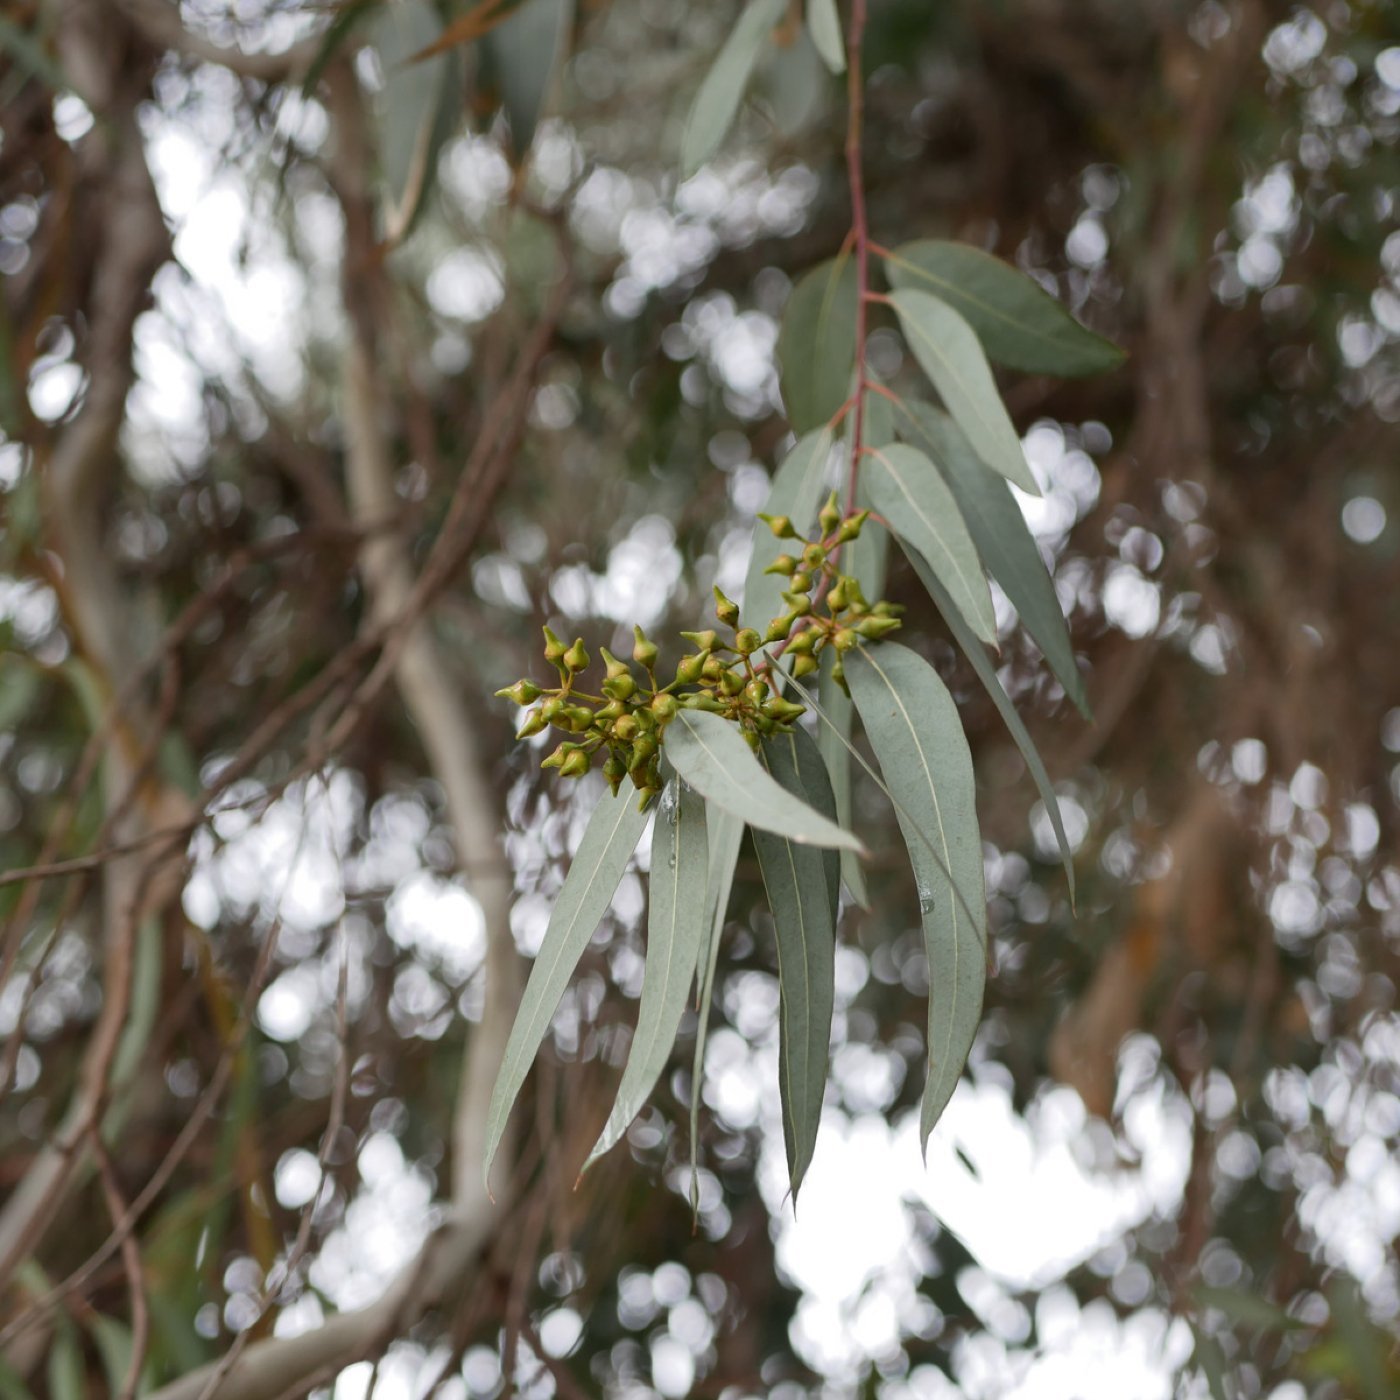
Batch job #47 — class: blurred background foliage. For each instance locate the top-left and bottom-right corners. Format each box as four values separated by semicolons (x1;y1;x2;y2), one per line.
0;0;1398;1396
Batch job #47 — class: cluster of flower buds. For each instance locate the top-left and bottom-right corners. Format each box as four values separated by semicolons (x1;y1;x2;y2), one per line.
756;491;903;690
495;496;902;806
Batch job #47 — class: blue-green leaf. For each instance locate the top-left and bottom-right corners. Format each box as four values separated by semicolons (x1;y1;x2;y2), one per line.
690;804;745;1200
484;786;650;1184
863;442;997;646
753;728;838;1199
1190;1324;1231;1400
904;547;1076;899
806;0;844;73
820;512;887;907
680;0;785;178
742;426;834;632
666;710;863;853
482;0;573;158
585;780;708;1168
898;400;1089;715
889;287;1039;496
884;240;1126;377
778;255;858;433
846;643;986;1148
373;0;451;236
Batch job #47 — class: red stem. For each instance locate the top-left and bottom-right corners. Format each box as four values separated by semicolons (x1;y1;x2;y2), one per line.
844;0;870;510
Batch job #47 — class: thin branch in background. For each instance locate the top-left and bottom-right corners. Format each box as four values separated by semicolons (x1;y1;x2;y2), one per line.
92;1130;151;1400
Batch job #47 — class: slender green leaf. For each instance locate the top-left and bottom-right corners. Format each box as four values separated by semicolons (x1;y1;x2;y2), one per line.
889;287;1039;496
1190;1323;1232;1400
666;710;864;853
778;255;858;433
742;426;834;632
301;0;380;98
860;380;896;450
373;0;451;236
482;0;572;158
884;239;1126;376
762;26;826;140
585;780;708;1168
904;546;1075;898
1194;1285;1305;1334
898;400;1089;715
753;728;838;1198
864;442;997;646
690;804;745;1203
806;0;845;73
846;643;986;1148
89;1315;137;1397
820;513;887;907
680;0;785;178
484;786;650;1183
46;1316;84;1400
0;1353;36;1400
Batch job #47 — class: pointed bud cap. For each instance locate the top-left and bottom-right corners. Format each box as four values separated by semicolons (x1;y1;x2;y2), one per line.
763;554;798;577
791;653;819;679
759;513;797;539
560;749;591;779
838;509;870;543
818;490;841;537
632;626;659;669
713;586;740;628
734;628;762;655
564;639;590;673
542;626;567;664
681;629;720;653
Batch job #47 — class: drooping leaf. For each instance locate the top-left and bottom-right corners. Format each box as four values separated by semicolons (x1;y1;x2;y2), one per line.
665;710;864;853
481;0;573;159
46;1316;84;1400
819;512;888;907
898;400;1089;715
904;547;1074;895
752;728;838;1198
777;255;858;433
483;786;650;1184
846;643;986;1148
690;804;745;1202
863;442;997;646
89;1315;137;1397
761;26;827;140
585;780;708;1168
301;0;380;98
373;0;453;239
806;0;845;73
889;287;1039;496
884;239;1126;377
859;379;896;450
741;426;834;632
680;0;786;178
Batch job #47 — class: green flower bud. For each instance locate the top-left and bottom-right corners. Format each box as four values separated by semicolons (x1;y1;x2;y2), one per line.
765;612;797;644
759;513;797;539
675;652;707;685
650;693;678;721
720;668;745;697
596;699;627;723
600;647;629;680
515;709;548;739
603;673;637;701
632;625;659;669
781;590;812;617
741;728;761;752
790;653;819;679
830;658;847;693
833;628;857;652
713;586;740;628
539;696;564;722
734;628;762;655
789;570;813;593
743;678;769;707
564;638;590;673
802;543;826;571
786;629;816;656
682;629;720;653
542;626;567;665
702;654;725;682
838;509;870;543
495;679;543;706
541;742;571;770
613;714;640;742
603;756;626;794
564;704;595;730
872;600;904;618
632;734;659;764
818;491;841;537
764;554;798;577
827;578;849;612
560;749;591;779
763;695;806;723
680;692;726;713
856;615;902;640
